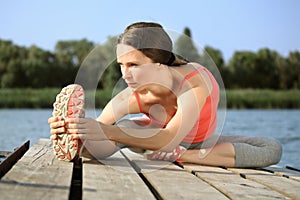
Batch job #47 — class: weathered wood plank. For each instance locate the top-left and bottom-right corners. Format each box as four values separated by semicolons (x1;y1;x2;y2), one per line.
0;140;29;178
286;165;300;172
0;138;73;200
264;165;300;182
0;151;12;163
229;168;300;200
82;150;155;200
181;164;289;200
121;149;227;200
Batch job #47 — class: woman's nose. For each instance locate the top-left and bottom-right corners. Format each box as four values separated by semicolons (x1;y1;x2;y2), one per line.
122;67;132;79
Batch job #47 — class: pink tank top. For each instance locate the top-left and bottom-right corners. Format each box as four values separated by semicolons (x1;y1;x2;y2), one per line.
134;63;219;143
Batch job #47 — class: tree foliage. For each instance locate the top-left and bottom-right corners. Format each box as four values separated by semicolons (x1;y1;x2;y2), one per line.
174;27;201;63
0;27;299;90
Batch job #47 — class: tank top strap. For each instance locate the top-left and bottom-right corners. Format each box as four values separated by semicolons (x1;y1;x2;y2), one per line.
133;91;144;113
178;67;203;91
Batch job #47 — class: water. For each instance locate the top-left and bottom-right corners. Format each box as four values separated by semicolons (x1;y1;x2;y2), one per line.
0;109;299;168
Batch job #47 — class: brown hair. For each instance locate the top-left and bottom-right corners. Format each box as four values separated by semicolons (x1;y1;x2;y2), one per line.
118;22;187;66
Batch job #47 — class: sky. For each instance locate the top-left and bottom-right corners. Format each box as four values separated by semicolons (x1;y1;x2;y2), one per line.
0;0;299;62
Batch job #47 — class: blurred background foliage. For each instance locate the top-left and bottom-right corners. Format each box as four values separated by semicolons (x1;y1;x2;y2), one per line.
0;27;299;108
0;27;299;90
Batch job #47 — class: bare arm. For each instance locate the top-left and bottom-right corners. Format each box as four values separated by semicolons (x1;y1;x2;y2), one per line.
96;87;140;124
49;87;140;138
68;86;209;152
106;86;207;151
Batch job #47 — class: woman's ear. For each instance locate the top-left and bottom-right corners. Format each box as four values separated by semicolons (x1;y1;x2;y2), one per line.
155;63;161;70
156;63;167;70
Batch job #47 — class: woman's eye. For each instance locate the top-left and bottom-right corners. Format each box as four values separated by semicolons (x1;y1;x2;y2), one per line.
130;63;137;67
118;63;138;68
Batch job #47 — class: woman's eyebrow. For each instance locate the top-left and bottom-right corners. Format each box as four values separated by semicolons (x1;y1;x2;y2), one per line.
117;61;139;66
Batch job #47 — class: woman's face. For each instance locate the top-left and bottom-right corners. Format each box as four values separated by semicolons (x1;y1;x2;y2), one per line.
117;44;171;90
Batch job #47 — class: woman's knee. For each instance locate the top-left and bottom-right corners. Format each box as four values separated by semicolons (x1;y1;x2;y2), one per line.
267;138;283;165
259;137;282;164
233;137;283;168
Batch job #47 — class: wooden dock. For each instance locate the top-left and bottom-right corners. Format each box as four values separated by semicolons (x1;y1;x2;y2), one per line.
0;138;299;200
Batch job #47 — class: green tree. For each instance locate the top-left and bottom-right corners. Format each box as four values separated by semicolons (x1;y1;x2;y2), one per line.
204;46;225;69
99;36;122;90
286;51;300;89
0;41;29;88
54;39;95;87
0;40;21;86
174;27;201;62
254;48;279;89
201;46;231;87
276;55;289;89
55;39;94;67
22;45;52;87
1;59;22;87
228;51;257;88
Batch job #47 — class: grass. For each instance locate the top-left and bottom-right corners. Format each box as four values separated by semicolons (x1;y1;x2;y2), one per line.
226;89;300;109
0;88;60;108
0;88;112;109
0;88;300;109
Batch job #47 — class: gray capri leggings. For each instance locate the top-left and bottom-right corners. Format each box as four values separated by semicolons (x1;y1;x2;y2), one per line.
116;119;283;168
181;135;282;168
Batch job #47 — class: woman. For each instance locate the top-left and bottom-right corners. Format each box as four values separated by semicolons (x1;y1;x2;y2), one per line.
48;22;282;168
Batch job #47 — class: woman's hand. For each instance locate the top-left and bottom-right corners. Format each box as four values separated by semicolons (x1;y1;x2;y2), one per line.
48;116;66;140
65;118;107;141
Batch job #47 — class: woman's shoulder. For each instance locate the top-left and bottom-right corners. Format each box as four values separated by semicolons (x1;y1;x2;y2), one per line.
174;62;203;75
175;62;211;95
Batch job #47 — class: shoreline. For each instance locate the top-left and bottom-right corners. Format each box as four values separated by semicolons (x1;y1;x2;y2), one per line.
1;88;300;109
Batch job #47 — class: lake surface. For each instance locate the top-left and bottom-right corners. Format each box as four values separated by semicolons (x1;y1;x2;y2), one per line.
0;109;299;168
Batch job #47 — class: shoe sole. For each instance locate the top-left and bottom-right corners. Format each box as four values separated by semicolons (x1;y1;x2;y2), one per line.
52;84;85;161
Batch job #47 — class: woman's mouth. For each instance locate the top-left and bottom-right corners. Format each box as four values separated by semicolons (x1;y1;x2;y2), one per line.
127;82;137;87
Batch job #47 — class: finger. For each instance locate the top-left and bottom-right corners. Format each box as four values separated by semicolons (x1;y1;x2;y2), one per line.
48;117;57;124
67;128;88;135
50;134;57;140
76;134;92;140
48;116;64;124
66;128;79;134
50;120;65;129
65;123;84;129
71;134;82;140
50;127;66;135
65;118;86;124
76;134;109;141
